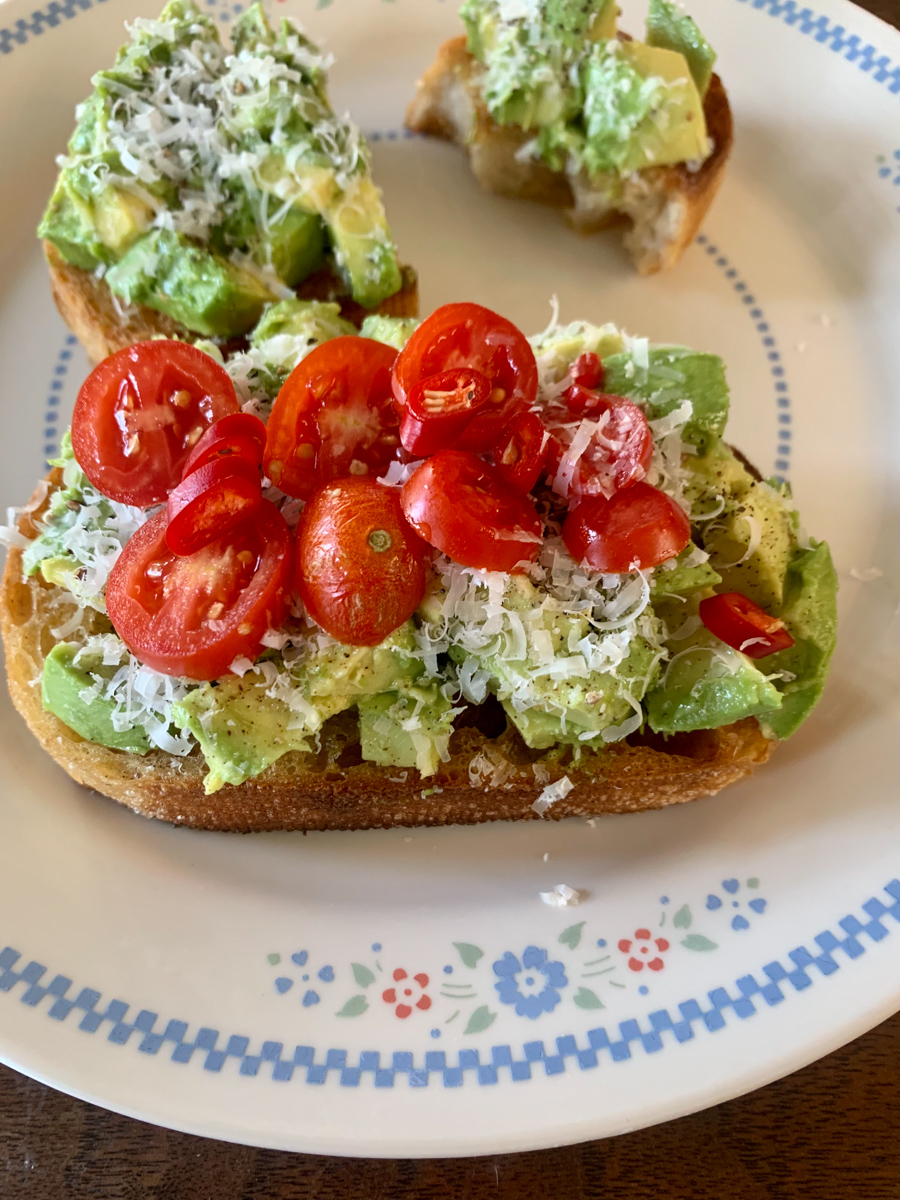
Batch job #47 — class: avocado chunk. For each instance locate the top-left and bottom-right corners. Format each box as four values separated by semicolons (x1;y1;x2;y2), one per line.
603;346;730;454
652;544;721;601
645;636;783;734
646;0;717;97
42;643;151;754
251;297;356;348
215;182;327;288
172;671;314;793
758;541;838;739
358;683;457;777
105;230;274;338
359;315;420;351
40;172;154;271
577;41;710;176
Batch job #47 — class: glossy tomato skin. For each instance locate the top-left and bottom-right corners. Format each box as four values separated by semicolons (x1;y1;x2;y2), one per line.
107;502;291;680
264;337;399;499
568;352;604;392
392;303;538;452
544;393;653;504
71;340;240;507
401;450;542;574
182;412;268;477
296;478;429;646
494;411;548;495
562;482;690;573
165;457;262;557
699;592;795;658
399;369;491;456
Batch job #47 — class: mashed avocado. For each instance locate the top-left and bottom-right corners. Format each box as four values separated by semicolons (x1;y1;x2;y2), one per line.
38;0;402;335
34;317;837;791
461;0;713;179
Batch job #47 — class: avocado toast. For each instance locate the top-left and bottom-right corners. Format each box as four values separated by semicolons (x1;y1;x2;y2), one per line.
406;0;733;275
40;0;417;365
0;304;837;830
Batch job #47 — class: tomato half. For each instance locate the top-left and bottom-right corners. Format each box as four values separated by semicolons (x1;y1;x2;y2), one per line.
401;450;542;574
544;394;653;504
699;592;795;658
563;482;690;573
264;337;399;499
71;341;240;507
399;369;491;456
165;457;262;557
392;303;538;452
297;478;429;646
182;412;268;477
107;502;291;680
494;411;548;495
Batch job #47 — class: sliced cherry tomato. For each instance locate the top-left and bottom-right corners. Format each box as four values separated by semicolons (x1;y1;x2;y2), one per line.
182;413;268;478
263;337;399;499
165;457;262;557
71;340;239;507
106;502;291;680
399;369;491;456
568;351;604;392
699;592;795;658
296;478;429;646
563;482;690;573
494;411;549;495
401;450;542;574
544;393;653;504
392;303;538;452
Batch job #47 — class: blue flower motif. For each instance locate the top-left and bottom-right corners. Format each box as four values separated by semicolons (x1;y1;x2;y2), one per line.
705;878;767;930
493;946;568;1018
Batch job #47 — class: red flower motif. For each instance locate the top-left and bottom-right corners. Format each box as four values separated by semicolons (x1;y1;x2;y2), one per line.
381;968;431;1019
617;928;670;973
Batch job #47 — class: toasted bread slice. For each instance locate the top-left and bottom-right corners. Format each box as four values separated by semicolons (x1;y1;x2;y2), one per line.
405;37;734;275
45;243;420;367
1;536;772;832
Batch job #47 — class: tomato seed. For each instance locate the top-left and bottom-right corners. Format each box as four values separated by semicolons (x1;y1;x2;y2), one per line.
125;434;140;456
208;602;224;619
349;460;369;475
237;623;252;636
490;387;507;405
171;389;192;408
186;426;204;446
293;443;315;460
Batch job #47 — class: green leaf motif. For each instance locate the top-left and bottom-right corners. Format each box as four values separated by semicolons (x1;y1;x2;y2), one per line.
267;953;281;966
351;963;376;989
747;877;760;888
673;904;692;930
463;1005;497;1034
336;995;368;1018
558;922;585;950
453;942;484;969
681;934;717;952
573;986;604;1010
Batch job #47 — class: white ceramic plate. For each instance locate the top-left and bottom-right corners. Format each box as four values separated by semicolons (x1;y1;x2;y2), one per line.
1;0;900;1158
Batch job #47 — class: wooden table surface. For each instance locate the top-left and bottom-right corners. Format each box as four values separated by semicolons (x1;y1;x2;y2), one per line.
3;0;900;1195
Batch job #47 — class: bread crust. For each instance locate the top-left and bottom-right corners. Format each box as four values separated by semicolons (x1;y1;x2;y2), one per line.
1;539;773;832
405;37;734;275
45;243;420;366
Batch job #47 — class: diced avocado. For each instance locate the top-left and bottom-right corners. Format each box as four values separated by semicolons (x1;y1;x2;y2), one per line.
251;298;355;348
42;643;151;754
705;480;796;611
216;184;327;288
575;40;708;177
359;315;420;351
171;671;313;793
759;541;838;739
39;169;154;270
358;683;457;777
105;230;274;338
651;544;721;601
323;176;403;310
645;637;783;734
646;0;717;97
604;346;730;454
266;206;327;287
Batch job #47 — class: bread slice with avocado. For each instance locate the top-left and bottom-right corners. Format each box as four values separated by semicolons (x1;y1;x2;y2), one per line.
40;0;418;365
406;0;734;275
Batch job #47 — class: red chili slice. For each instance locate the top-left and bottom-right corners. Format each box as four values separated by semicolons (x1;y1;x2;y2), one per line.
182;413;268;478
399;369;491;456
494;411;548;495
562;482;690;573
568;351;604;392
165;457;262;556
699;592;795;658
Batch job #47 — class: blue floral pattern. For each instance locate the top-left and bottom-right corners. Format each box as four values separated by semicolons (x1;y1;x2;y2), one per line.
493;946;568;1019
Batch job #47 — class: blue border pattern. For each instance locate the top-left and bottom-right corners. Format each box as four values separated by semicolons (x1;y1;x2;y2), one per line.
2;880;898;1088
42;334;77;466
